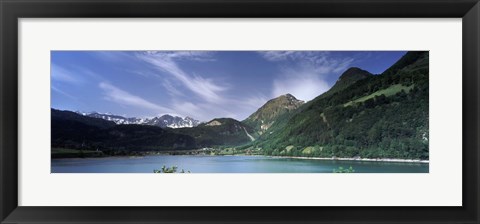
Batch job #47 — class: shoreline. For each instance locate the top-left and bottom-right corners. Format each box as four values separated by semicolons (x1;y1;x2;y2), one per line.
52;153;429;163
267;155;429;163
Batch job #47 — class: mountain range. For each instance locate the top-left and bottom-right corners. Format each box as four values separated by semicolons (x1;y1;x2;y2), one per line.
79;112;201;128
52;51;429;160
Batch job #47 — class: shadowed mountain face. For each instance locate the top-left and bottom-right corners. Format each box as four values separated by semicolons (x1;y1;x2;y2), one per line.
322;67;373;97
243;94;304;136
53;109;255;150
172;118;255;147
53;109;116;129
382;51;428;76
51;109;197;152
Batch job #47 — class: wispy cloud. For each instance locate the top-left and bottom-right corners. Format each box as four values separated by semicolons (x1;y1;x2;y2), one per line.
145;51;215;62
99;82;172;114
258;51;353;74
51;64;83;84
241;95;270;109
136;51;227;103
258;51;355;101
51;85;78;100
171;101;212;121
90;51;134;62
258;51;296;61
162;79;185;97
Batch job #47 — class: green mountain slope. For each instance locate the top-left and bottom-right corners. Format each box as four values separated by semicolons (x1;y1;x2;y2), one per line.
243;94;304;136
241;65;379;151
173;118;255;147
250;51;429;160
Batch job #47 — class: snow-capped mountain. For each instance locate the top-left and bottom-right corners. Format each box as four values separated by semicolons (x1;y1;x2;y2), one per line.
78;112;200;128
86;112;145;125
143;115;201;128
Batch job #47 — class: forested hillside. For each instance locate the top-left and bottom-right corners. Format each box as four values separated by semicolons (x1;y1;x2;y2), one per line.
244;51;429;159
172;118;255;147
51;109;197;153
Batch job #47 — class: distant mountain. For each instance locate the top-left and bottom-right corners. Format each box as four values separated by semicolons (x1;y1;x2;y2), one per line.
143;115;200;128
80;112;200;128
199;118;250;134
52;109;196;152
243;94;304;135
85;112;145;125
173;118;255;147
54;109;116;129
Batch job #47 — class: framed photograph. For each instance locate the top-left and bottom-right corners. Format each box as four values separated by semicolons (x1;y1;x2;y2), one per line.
50;50;430;174
1;0;479;223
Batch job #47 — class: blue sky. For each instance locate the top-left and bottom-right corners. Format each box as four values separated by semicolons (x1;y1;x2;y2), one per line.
51;51;406;121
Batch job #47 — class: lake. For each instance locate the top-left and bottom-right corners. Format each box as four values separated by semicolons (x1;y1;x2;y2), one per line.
51;155;429;173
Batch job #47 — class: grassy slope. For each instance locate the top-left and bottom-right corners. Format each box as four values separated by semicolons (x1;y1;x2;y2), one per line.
344;84;414;107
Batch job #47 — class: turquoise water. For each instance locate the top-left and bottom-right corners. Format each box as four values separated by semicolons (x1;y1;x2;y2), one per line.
51;155;428;173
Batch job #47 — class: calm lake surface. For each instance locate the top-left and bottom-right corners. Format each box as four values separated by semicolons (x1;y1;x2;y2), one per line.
51;155;428;173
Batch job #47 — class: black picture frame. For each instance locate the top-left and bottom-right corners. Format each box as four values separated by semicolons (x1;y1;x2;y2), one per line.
1;0;479;223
